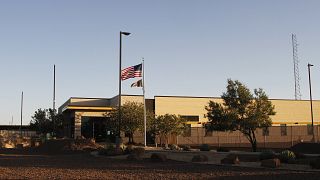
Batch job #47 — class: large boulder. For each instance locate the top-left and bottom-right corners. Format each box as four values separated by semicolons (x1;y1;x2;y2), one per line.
261;158;281;168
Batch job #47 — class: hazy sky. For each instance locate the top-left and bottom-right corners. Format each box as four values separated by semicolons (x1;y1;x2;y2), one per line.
0;0;320;125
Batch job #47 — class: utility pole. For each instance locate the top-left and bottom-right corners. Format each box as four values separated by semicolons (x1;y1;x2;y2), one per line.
308;63;315;142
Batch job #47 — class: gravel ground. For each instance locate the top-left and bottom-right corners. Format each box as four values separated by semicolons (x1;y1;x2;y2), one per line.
0;150;319;179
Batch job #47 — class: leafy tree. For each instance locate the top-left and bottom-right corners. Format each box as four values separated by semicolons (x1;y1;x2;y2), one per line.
205;79;276;152
106;102;147;144
148;114;188;147
30;108;63;136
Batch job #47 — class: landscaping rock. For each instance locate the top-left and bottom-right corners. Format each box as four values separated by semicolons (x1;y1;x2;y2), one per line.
261;158;281;168
151;153;167;162
221;154;240;165
192;155;208;162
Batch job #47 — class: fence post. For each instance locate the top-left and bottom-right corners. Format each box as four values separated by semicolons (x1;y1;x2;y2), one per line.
291;125;293;147
197;127;199;145
238;131;241;147
217;131;220;148
317;124;319;142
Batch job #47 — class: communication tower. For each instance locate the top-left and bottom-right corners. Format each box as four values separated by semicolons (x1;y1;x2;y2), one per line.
292;34;302;100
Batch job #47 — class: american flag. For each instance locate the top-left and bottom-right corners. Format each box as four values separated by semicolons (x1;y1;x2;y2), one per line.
121;63;142;81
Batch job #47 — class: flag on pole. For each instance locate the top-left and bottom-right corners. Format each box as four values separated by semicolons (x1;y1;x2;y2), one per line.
131;79;143;87
121;63;142;81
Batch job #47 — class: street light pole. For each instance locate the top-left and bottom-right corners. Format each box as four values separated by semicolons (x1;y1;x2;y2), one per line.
308;63;315;142
117;31;130;147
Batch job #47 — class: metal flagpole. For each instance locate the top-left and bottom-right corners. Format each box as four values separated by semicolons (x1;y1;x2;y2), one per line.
142;58;147;147
53;64;56;136
20;91;23;137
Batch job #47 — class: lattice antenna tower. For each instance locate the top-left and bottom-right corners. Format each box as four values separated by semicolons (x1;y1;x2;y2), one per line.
292;34;302;100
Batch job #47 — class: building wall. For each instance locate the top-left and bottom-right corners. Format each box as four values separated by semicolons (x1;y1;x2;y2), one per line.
155;96;320;126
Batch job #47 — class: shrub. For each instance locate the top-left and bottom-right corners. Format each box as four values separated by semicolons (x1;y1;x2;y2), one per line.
181;145;191;151
132;147;145;157
168;144;181;151
310;158;320;169
260;150;276;160
200;144;210;151
99;144;124;156
216;147;229;152
261;158;281;168
151;153;167;162
127;154;142;161
279;150;296;163
294;152;306;159
124;145;134;154
119;143;127;151
192;155;208;162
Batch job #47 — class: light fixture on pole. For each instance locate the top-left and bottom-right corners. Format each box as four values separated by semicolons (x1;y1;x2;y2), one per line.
307;63;315;142
117;31;131;147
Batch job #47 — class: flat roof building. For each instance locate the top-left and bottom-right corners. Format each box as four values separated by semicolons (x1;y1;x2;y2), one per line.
58;95;320;147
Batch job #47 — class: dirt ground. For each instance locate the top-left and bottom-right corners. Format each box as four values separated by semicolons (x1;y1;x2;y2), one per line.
0;149;319;179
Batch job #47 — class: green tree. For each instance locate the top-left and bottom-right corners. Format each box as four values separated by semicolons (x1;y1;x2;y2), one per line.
106;102;146;144
30;108;52;135
205;79;276;152
148;114;188;147
30;108;63;136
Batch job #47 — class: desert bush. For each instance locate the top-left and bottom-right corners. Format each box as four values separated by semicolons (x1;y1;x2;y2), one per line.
310;158;320;169
168;144;181;151
151;153;167;162
124;145;134;154
221;154;240;164
99;144;124;156
127;154;142;161
279;150;296;163
181;145;191;151
216;147;229;152
294;152;306;159
260;150;276;160
192;155;208;162
132;147;145;157
120;143;127;151
200;144;210;151
261;158;281;168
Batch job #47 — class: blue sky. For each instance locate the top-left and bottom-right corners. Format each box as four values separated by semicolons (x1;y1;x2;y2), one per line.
0;0;319;125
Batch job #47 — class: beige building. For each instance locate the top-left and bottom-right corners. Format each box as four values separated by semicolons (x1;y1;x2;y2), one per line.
59;95;320;147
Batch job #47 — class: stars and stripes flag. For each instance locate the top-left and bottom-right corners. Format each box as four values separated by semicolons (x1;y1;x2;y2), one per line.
121;63;142;81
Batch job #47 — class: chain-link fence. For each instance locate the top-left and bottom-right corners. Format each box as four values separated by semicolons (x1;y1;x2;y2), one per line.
174;125;319;149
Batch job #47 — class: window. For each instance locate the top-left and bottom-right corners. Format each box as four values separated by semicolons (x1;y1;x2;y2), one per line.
180;115;199;122
183;124;191;137
280;124;287;136
307;124;313;135
262;127;269;136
